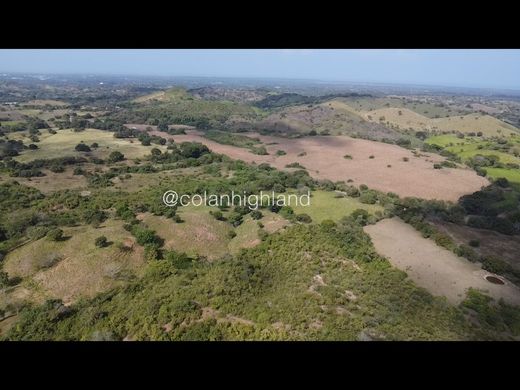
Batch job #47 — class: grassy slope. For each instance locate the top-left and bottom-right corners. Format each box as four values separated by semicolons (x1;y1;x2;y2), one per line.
2;219;146;304
366;108;519;136
340;96;464;118
291;190;383;223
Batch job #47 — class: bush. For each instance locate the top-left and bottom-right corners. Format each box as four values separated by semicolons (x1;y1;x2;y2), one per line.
359;191;377;205
107;151;125;163
164;250;192;269
295;213;312;223
75;143;91;152
132;226;163;247
250;210;263;220
210;210;224;221
95;236;108;248
469;239;480;247
46;228;64;241
0;271;9;288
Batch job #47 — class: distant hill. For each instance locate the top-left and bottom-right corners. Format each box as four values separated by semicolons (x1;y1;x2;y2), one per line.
254;92;372;109
254;99;403;141
363;107;519;136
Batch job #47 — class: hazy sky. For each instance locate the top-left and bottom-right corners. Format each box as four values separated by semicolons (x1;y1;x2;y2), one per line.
1;49;520;89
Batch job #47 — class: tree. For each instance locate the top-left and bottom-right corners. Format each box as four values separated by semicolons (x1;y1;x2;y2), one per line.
47;228;64;241
75;143;91;152
95;236;108;248
107;151;125;163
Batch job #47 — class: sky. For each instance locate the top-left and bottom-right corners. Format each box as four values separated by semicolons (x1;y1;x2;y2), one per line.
1;49;520;90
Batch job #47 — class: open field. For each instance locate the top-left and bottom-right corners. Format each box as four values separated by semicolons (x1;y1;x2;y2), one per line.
161;130;488;201
486;167;520;184
364;108;519;136
140;207;289;259
0;167;88;194
228;212;289;254
139;208;233;260
427;135;520;164
364;217;520;305
20;99;69;107
14;128;165;162
3;219;146;305
290;190;383;222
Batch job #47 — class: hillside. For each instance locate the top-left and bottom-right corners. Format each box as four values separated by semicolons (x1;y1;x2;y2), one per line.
364;108;519;136
254;99;403;141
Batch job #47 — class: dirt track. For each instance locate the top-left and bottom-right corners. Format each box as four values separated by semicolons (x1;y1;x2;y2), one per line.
154;130;488;201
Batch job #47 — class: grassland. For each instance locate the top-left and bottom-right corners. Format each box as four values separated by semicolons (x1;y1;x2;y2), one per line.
426;134;520;184
0;167;88;194
290;190;383;223
365;108;519;136
139;208;234;260
486;168;520;184
3;219;146;305
340;96;466;118
14;128;166;163
427;135;520;164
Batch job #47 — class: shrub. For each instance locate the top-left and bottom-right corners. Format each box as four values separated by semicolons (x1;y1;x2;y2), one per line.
250;210;263;220
107;151;125;163
75;143;91;152
46;228;64;241
469;239;480;247
0;271;9;288
132;226;163;247
295;213;312;223
164;250;192;269
359;191;377;205
95;236;108;248
210;210;224;221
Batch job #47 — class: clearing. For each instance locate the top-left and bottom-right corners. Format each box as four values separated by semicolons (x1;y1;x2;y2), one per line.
290;190;383;222
364;217;520;305
14;128;165;163
3;219;146;305
163;130;488;201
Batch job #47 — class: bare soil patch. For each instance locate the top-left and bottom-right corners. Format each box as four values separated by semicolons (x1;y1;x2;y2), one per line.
364;217;520;305
161;130;487;201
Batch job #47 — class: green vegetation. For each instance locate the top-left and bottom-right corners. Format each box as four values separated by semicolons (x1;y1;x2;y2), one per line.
290;190;383;223
203;130;261;150
3;222;482;341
